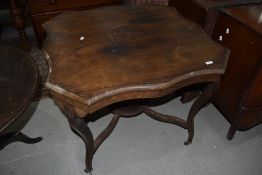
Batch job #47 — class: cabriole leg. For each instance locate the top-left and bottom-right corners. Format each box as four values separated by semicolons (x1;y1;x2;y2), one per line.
184;83;218;145
63;105;94;173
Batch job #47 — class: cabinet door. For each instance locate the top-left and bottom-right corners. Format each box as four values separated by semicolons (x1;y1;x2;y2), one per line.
242;59;262;109
212;12;261;121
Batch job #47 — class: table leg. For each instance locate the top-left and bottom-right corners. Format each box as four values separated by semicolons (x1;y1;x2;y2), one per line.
63;105;94;173
227;124;237;140
0;132;42;150
52;82;219;172
94;114;120;153
184;83;218;145
9;0;31;51
180;91;200;104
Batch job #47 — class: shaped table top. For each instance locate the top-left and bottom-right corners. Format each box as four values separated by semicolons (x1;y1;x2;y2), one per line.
43;6;229;114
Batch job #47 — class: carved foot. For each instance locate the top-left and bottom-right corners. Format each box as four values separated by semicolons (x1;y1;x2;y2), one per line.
185;83;218;145
184;140;191;145
63;105;94;173
0;132;42;150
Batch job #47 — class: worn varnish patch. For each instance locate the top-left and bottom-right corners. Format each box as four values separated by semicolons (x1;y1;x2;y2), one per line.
102;44;136;56
110;25;145;43
129;13;165;24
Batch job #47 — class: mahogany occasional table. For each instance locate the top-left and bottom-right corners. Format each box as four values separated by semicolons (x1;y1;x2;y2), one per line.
43;6;229;173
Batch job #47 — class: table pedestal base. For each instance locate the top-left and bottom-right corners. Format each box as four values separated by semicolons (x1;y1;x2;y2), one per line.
0;132;42;150
59;83;218;173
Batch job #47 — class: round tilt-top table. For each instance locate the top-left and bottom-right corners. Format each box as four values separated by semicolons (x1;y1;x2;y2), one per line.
43;6;229;173
0;45;42;150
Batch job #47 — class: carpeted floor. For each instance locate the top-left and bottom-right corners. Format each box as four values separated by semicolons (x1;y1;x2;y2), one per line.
0;98;261;175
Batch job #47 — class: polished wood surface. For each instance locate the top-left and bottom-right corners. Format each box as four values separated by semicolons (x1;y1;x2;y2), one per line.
44;6;228;114
0;45;42;149
44;6;229;173
212;4;262;139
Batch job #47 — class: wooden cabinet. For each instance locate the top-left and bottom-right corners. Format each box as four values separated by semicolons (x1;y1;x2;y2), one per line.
212;5;262;139
27;0;123;46
169;0;262;35
169;0;262;139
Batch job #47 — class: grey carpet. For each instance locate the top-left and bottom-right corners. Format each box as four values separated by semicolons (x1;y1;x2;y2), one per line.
0;98;261;175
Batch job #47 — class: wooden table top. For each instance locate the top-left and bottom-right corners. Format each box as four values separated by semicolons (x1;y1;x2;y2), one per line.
43;6;229;114
0;45;38;133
